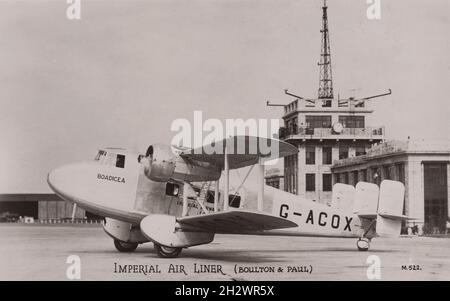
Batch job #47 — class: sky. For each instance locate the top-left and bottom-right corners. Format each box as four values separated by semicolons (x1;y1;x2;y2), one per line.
0;0;448;193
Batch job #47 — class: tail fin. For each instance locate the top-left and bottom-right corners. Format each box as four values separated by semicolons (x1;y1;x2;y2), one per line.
331;183;355;211
353;182;379;218
376;180;406;237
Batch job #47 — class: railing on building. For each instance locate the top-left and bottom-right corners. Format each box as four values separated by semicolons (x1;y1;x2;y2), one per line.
331;139;450;167
279;126;385;140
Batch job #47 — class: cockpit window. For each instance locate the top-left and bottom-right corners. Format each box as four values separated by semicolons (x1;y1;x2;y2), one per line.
95;150;126;168
116;154;125;168
95;150;106;161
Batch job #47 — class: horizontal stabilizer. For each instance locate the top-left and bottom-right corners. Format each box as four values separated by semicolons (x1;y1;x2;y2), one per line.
378;213;415;221
177;210;298;234
357;213;377;219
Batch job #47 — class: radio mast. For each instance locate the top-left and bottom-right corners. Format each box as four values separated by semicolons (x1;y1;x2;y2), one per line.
318;0;333;104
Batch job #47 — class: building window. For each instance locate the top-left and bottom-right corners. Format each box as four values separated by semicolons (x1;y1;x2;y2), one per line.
306;174;315;192
383;165;392;180
338;116;365;128
284;154;298;194
339;146;349;159
322;147;332;164
372;167;381;185
342;172;349;184
352;170;359;186
306;146;315;165
360;169;367;182
305;115;332;128
396;163;405;184
285;117;298;135
322;99;332;108
355;146;366;157
334;173;341;184
323;174;332;191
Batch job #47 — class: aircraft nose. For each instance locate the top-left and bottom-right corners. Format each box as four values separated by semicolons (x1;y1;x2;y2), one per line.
47;163;91;202
47;165;74;200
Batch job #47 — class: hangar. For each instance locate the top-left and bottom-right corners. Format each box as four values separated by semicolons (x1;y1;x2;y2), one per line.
0;194;101;222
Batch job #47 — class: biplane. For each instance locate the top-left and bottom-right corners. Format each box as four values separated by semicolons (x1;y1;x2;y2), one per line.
47;136;408;257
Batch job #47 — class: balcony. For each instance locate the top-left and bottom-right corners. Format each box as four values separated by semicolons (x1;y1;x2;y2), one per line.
279;126;385;141
331;139;450;168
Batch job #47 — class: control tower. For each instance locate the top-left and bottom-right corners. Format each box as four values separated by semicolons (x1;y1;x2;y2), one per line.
275;1;390;203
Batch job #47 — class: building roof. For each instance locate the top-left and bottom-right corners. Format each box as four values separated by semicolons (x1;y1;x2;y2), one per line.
0;194;63;203
265;168;284;178
332;140;450;168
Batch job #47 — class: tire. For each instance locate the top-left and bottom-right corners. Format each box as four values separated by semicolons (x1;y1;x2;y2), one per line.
154;243;182;258
114;240;138;252
356;239;370;251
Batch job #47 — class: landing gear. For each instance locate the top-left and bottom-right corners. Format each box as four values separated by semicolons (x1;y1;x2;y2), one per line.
154;243;182;258
356;238;370;251
114;240;138;252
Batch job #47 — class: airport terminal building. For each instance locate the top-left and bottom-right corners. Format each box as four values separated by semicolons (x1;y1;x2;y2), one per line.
331;140;450;234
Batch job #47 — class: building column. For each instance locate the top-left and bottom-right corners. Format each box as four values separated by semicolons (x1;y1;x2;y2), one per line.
348;171;355;186
447;163;450;220
406;159;424;233
367;168;373;183
332;145;339;164
391;164;398;181
379;165;386;181
298;145;306;198
403;161;410;222
316;146;322;202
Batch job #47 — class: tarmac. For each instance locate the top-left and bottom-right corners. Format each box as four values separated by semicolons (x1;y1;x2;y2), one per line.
0;223;449;281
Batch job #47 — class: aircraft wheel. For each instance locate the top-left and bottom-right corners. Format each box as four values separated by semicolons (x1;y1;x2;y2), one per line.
154;243;182;258
114;240;138;252
356;238;370;251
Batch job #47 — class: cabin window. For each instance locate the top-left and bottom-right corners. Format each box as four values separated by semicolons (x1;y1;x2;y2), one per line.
228;195;241;208
206;191;216;204
165;183;179;197
116;154;126;168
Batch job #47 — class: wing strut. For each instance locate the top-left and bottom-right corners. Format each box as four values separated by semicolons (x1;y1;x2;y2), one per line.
71;203;77;221
182;182;189;217
257;159;264;211
223;142;229;211
214;179;219;212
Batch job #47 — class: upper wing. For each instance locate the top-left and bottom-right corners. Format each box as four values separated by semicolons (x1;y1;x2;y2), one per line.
180;135;298;170
177;210;298;234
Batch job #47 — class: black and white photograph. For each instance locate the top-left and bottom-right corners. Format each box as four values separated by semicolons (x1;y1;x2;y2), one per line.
0;0;449;286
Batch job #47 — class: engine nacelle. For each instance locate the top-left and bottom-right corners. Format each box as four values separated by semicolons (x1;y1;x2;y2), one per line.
143;144;221;182
144;144;176;182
